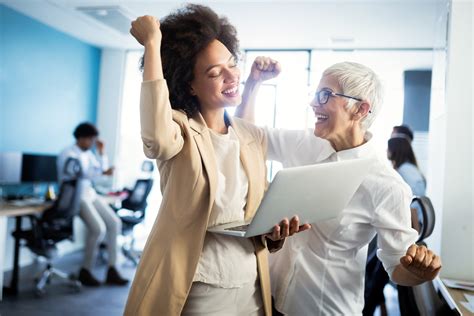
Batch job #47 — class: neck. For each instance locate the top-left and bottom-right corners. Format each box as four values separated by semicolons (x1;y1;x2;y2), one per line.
329;126;367;152
75;142;87;151
200;108;228;134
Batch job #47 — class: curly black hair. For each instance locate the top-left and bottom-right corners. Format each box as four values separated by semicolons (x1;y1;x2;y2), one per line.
73;122;98;139
140;4;240;117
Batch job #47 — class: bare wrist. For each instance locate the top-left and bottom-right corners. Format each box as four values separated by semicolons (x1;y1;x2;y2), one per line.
144;39;161;50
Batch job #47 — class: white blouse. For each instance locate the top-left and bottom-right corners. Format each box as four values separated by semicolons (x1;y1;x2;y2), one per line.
193;127;258;288
266;128;418;316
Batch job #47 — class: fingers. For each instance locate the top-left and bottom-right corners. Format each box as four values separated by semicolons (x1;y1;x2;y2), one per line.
130;15;161;45
400;255;413;267
288;216;300;236
412;245;427;269
299;223;312;232
266;217;312;241
254;56;279;72
400;244;442;280
429;255;442;272
400;244;417;267
267;224;281;241
280;218;290;239
405;244;418;259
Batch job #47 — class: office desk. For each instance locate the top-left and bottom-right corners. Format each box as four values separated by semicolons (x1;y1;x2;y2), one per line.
0;202;49;300
444;284;474;316
431;277;474;316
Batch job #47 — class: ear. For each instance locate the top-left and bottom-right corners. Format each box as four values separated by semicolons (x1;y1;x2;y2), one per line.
189;84;196;96
353;101;371;120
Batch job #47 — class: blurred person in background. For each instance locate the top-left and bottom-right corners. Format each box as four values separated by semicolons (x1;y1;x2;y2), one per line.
57;122;128;287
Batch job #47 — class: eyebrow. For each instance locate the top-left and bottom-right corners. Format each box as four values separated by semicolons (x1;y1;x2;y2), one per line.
320;87;334;92
205;55;235;74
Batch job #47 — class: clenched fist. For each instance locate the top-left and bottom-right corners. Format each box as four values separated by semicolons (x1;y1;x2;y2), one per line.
130;15;162;47
400;244;441;281
249;56;281;82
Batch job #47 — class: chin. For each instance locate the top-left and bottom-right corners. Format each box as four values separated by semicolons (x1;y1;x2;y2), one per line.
313;125;323;138
314;126;331;141
226;97;242;108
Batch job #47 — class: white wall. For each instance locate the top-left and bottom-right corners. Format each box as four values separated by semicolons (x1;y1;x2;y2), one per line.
427;0;474;281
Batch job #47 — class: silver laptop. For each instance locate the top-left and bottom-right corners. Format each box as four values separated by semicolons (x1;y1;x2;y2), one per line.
207;158;372;238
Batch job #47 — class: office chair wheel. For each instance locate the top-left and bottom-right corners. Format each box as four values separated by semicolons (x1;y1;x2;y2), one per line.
68;274;82;291
35;288;46;297
72;280;82;292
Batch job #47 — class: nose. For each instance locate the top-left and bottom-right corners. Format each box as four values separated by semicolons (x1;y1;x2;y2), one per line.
223;66;240;83
309;97;319;110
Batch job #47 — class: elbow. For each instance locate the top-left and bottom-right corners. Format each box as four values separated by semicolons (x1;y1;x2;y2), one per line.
142;138;182;161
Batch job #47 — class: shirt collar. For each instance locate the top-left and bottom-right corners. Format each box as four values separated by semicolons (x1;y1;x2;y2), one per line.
318;132;376;162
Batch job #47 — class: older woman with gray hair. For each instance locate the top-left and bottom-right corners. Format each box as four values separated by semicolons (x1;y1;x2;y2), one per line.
236;61;441;315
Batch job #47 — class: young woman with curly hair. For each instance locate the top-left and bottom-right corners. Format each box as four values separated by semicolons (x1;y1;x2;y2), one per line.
124;4;309;315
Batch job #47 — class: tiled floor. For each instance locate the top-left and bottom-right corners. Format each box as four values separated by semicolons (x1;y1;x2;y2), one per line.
0;248;402;316
0;251;136;316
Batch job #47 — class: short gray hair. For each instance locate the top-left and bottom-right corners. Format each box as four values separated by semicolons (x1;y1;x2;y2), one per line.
323;62;383;130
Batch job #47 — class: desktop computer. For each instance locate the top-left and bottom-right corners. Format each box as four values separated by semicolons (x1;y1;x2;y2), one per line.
0;152;22;184
0;153;58;202
21;154;58;183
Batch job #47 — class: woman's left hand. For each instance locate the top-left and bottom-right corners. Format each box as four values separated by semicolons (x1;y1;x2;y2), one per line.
265;216;312;241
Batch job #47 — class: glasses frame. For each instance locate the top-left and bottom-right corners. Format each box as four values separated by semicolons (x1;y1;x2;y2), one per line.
313;89;372;113
316;89;362;105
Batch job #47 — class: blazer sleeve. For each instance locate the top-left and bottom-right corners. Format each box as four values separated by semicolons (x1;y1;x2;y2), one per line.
140;79;185;161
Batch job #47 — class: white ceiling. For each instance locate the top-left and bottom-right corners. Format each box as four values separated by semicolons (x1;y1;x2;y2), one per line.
1;0;449;50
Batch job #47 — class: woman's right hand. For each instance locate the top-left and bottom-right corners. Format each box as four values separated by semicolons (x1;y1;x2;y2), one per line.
130;15;162;47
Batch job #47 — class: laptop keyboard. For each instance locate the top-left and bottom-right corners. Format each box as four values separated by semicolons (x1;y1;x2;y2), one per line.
224;224;250;232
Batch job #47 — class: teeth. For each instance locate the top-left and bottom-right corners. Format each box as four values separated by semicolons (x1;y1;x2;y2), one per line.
223;86;238;94
316;114;328;119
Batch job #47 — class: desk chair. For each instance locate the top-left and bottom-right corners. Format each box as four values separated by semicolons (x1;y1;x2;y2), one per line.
98;161;154;266
115;178;153;266
12;158;83;296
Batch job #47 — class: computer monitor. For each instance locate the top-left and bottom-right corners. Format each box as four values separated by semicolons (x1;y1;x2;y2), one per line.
0;152;22;184
21;154;58;183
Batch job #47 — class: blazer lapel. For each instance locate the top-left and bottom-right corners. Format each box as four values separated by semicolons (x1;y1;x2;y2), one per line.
227;115;258;221
189;113;217;223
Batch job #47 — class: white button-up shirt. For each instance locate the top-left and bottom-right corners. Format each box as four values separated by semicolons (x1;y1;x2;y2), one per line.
57;144;108;199
266;128;418;316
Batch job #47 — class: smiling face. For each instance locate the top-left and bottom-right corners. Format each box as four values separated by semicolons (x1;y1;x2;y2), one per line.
190;39;241;112
310;74;358;142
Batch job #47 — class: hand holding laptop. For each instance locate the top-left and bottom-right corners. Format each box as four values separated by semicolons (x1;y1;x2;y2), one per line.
265;215;312;241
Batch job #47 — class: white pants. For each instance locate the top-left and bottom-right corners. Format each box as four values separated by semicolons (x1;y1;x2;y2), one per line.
79;194;122;270
182;280;264;316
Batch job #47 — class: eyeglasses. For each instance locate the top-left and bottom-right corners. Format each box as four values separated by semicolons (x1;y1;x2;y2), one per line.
315;89;362;105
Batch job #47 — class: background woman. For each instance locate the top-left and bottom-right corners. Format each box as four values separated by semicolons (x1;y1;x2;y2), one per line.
388;136;426;197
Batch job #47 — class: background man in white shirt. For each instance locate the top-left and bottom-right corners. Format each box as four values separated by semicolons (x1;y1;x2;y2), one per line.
57;122;128;286
236;60;442;315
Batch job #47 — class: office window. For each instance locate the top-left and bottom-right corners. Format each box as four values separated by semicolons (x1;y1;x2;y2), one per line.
117;51;161;241
238;50;312;179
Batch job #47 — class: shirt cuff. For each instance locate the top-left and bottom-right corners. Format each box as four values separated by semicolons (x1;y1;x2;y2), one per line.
261;235;285;253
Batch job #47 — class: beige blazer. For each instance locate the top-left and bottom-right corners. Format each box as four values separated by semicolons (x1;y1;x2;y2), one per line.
124;80;272;316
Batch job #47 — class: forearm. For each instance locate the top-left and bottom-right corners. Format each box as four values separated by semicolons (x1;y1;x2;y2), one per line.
235;78;261;123
143;41;164;81
391;264;429;286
